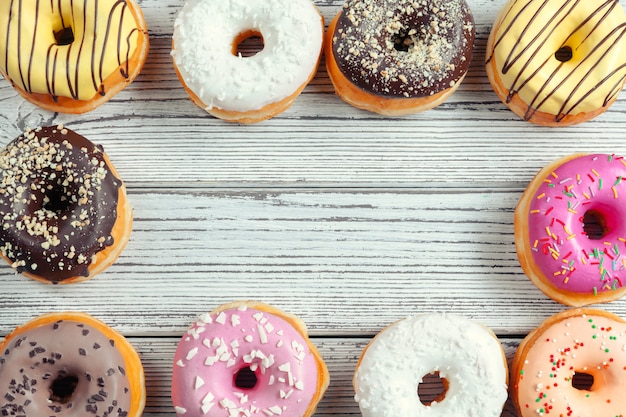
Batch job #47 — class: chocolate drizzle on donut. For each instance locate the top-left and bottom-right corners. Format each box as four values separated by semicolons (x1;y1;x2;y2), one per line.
331;0;475;97
0;125;122;283
486;0;626;122
0;320;131;417
1;0;142;101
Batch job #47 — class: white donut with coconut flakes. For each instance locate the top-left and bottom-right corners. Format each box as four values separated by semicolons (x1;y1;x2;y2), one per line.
171;0;324;123
354;314;508;417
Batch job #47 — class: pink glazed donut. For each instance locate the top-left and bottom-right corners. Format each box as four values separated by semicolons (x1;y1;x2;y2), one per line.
171;301;329;417
515;153;626;306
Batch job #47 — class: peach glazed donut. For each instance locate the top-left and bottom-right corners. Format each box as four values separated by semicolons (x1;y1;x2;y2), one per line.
0;125;132;284
353;314;508;417
0;0;149;114
486;0;626;126
171;301;329;417
515;154;626;306
0;312;145;417
325;0;475;116
171;0;324;123
511;308;626;417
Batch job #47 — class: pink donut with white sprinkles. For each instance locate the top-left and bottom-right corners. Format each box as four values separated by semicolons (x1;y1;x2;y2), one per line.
171;301;329;417
515;153;626;306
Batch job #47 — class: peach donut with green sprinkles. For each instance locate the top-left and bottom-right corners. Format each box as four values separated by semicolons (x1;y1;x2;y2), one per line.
511;308;626;417
515;153;626;306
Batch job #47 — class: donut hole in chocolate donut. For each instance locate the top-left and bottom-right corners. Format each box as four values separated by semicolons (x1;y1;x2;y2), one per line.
234;366;258;389
49;374;79;404
392;30;417;52
582;209;608;240
417;371;449;405
54;27;75;46
555;45;573;62
571;371;594;391
43;183;76;214
232;30;264;58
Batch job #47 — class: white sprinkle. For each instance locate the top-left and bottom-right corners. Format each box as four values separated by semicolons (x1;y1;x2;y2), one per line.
205;356;218;366
176;359;185;367
232;314;241;326
175;406;187;414
186;347;199;361
258;325;268;344
202;392;215;404
269;406;282;415
269;375;275;385
195;376;205;389
216;312;227;324
201;402;215;414
253;312;264;322
278;363;291;372
245;335;254;343
264;322;274;333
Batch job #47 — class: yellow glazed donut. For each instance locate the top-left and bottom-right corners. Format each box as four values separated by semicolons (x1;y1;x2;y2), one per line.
0;0;149;114
511;308;626;417
486;0;626;126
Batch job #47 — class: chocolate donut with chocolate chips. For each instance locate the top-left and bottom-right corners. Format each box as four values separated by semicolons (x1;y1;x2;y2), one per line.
0;312;145;417
325;0;475;115
0;125;133;284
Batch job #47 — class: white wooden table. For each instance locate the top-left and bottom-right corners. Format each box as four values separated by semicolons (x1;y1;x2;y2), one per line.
2;0;626;416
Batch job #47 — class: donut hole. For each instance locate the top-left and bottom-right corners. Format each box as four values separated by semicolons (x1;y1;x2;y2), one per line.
43;184;75;214
571;371;594;391
54;27;75;46
417;371;448;405
392;31;417;52
234;366;258;389
555;46;573;62
582;210;607;240
232;30;264;58
49;374;79;404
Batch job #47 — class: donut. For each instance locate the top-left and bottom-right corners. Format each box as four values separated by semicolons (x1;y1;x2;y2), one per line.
511;308;626;417
0;0;149;114
171;0;324;124
515;153;626;306
171;301;330;417
325;0;475;116
0;125;132;284
485;0;626;126
353;314;508;417
0;311;145;417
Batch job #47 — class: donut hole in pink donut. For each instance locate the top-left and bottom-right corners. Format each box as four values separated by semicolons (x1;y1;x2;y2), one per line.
571;371;594;391
234;366;258;389
417;371;449;405
54;27;75;46
232;30;264;58
582;209;608;240
49;374;79;404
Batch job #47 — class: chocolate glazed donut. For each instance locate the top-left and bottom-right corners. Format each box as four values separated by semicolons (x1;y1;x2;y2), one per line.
0;125;133;284
0;312;145;417
326;0;475;115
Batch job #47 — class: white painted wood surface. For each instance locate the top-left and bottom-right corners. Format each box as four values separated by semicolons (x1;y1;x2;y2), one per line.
1;0;626;416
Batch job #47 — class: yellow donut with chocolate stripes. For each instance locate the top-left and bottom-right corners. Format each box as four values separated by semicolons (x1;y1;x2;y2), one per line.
0;0;149;114
486;0;626;126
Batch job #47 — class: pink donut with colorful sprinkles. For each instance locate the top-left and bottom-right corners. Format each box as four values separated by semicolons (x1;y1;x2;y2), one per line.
171;301;329;417
515;153;626;306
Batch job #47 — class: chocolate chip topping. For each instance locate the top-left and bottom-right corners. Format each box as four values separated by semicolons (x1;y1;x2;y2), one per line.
0;125;122;283
331;0;475;97
0;320;131;417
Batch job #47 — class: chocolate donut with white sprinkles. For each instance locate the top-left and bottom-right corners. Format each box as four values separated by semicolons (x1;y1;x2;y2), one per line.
0;125;133;284
0;312;145;417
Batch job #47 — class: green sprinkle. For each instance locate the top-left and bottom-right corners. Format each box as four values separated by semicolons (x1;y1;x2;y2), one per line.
599;178;603;190
615;176;622;186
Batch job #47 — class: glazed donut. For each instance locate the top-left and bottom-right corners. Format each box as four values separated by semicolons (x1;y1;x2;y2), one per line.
515;153;626;306
511;308;626;417
325;0;475;116
486;0;626;126
0;312;145;417
171;301;330;417
0;0;149;114
0;125;132;284
353;314;508;417
171;0;324;124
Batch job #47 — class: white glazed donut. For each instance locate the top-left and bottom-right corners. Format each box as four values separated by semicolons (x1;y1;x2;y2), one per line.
171;0;324;123
353;314;508;417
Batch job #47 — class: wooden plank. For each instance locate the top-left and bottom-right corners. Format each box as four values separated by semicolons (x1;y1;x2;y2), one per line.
1;189;624;336
135;336;520;417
